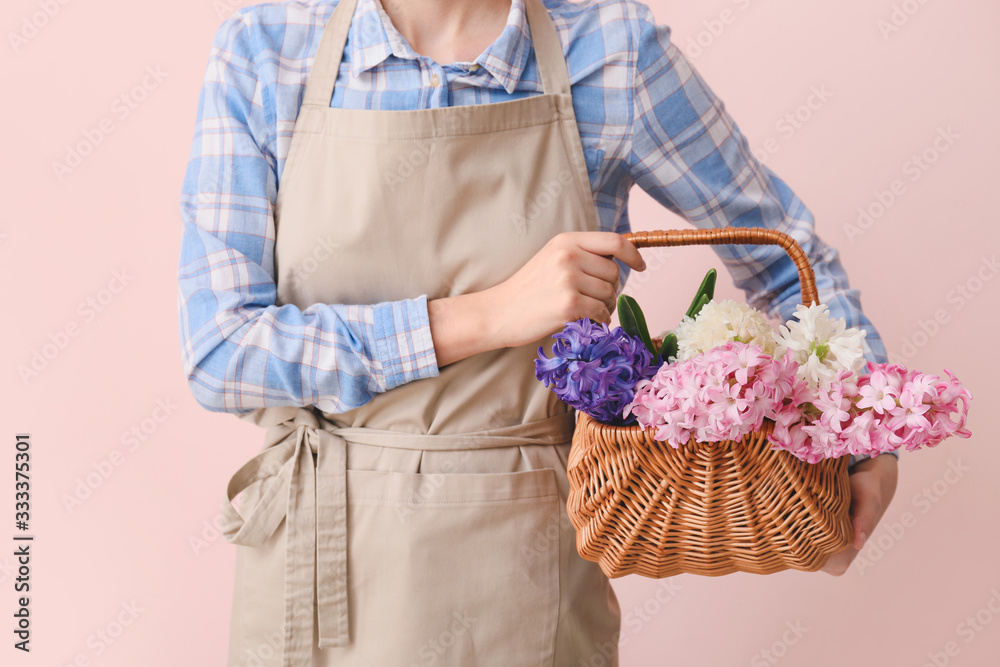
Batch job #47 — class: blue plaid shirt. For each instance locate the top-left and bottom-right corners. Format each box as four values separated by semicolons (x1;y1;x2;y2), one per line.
178;0;891;439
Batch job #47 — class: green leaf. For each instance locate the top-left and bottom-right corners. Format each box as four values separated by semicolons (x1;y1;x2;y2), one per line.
617;294;656;358
658;332;678;363
685;268;717;319
690;293;711;319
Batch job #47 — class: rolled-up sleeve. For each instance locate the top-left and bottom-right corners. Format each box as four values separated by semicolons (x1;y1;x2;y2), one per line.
176;12;438;415
624;1;895;463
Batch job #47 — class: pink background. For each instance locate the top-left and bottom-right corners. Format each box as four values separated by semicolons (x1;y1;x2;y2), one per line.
1;0;997;665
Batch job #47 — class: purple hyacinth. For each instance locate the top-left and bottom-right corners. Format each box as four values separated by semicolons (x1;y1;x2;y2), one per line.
535;318;660;426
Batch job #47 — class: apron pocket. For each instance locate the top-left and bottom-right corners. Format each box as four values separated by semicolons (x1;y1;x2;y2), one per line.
340;466;561;667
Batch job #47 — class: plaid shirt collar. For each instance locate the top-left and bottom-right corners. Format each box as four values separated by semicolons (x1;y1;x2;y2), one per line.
348;0;532;94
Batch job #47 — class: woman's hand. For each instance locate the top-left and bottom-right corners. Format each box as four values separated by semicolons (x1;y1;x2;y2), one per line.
821;453;899;576
482;231;647;349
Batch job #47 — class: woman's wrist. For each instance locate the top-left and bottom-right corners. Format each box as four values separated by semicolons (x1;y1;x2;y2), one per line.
427;290;505;367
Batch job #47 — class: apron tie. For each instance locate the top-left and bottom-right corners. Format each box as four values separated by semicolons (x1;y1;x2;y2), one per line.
220;407;349;667
219;406;577;666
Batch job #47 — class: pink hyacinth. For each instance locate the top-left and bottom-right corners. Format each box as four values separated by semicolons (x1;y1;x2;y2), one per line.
624;343;974;463
623;341;802;448
766;364;973;462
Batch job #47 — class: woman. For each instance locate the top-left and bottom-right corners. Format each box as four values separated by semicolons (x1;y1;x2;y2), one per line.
177;0;898;665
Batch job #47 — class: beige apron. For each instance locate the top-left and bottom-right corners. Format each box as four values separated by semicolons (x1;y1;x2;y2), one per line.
219;0;621;665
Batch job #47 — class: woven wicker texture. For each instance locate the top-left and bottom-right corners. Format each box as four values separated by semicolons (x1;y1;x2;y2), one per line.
565;228;853;578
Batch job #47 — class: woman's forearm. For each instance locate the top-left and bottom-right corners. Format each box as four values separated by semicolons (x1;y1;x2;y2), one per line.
427;290;503;368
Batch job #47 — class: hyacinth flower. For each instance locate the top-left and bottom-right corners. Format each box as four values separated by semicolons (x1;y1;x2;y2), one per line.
769;364;973;462
672;299;779;361
623;341;803;447
544;295;974;462
771;303;868;392
535;318;660;426
622;340;974;462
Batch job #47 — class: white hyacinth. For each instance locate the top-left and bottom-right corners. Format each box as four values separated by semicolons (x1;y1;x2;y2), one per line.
673;299;778;361
771;303;868;391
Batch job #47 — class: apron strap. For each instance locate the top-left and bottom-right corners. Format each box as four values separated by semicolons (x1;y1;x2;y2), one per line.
302;0;572;108
220;405;576;664
522;0;572;97
221;408;351;667
302;0;358;108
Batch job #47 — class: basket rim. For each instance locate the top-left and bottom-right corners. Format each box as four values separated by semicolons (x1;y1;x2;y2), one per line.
574;410;853;462
576;408;777;436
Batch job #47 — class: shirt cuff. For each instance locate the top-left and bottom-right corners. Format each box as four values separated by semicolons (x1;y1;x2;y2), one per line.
372;294;440;391
848;449;900;469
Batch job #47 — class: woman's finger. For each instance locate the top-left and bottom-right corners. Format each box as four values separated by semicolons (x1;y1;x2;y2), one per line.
575;252;621;290
573;272;618;312
849;474;882;550
570;231;646;272
847;456;896;550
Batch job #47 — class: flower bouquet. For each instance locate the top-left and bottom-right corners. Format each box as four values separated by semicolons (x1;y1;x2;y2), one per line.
535;228;973;579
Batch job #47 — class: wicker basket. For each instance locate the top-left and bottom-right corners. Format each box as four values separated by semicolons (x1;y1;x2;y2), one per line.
566;227;853;579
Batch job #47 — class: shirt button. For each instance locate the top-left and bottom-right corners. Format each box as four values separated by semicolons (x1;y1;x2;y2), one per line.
430;73;440;87
469;64;480;71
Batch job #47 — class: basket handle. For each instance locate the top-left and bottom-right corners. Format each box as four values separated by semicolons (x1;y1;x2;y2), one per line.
622;228;818;307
